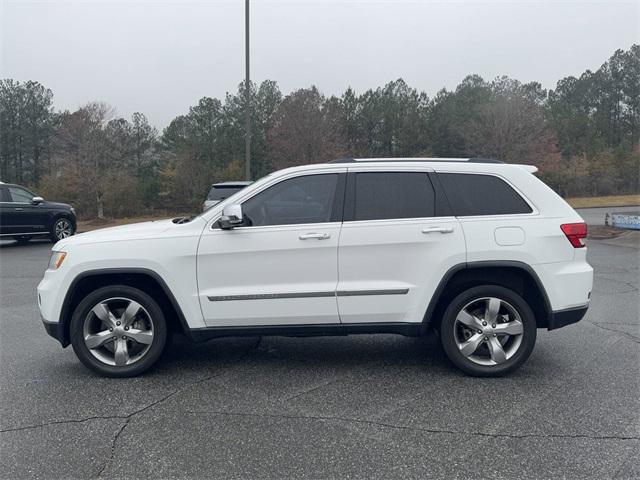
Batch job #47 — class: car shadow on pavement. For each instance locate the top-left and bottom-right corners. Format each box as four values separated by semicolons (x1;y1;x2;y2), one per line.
155;330;455;376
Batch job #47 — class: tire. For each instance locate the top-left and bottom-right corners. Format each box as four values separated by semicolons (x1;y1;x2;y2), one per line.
13;236;32;244
50;216;75;242
70;285;168;377
440;285;537;377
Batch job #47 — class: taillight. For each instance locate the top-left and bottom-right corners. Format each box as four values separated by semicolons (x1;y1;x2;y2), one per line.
561;223;587;248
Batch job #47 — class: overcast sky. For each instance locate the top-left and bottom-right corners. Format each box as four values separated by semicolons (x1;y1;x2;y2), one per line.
2;0;638;128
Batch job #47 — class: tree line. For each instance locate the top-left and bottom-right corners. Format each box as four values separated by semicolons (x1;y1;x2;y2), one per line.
1;45;638;219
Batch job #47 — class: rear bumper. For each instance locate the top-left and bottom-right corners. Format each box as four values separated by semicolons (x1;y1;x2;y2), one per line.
533;257;593;312
548;304;588;331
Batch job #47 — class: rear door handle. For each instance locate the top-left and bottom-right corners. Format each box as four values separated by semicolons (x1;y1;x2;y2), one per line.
14;208;24;211
422;226;453;234
299;232;331;240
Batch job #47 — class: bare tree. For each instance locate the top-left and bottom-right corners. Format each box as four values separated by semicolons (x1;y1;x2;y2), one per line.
52;102;113;218
267;87;347;170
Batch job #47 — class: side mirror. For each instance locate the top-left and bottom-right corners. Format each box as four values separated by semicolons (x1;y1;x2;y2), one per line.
32;196;44;204
218;204;244;229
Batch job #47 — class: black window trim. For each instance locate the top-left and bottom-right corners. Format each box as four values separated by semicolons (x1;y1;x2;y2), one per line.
210;171;347;230
427;172;454;217
343;170;449;223
435;170;538;218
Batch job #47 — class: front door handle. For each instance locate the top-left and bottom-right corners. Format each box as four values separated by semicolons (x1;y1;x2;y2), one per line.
14;208;24;211
299;232;331;240
422;226;453;234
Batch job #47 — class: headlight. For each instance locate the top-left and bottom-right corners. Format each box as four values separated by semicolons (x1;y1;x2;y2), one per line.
48;251;67;270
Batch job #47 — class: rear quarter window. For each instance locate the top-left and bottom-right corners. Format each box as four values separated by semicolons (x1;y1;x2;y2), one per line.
438;173;532;216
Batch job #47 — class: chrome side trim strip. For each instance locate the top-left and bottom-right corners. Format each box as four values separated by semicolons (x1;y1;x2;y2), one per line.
337;288;409;297
0;231;49;236
208;292;335;301
207;288;409;302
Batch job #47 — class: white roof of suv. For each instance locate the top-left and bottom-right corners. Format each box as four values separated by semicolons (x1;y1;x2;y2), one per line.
331;157;501;163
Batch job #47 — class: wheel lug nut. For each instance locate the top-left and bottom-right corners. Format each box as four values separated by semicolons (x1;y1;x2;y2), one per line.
116;321;121;326
493;333;497;337
109;327;113;332
124;326;129;331
477;330;482;334
122;335;126;339
484;336;489;341
482;321;487;326
492;324;496;328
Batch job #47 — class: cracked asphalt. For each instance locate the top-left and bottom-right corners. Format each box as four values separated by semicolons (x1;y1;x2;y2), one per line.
1;232;638;479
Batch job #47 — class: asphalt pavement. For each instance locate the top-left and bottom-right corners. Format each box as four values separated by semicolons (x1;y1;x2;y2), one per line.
1;230;639;479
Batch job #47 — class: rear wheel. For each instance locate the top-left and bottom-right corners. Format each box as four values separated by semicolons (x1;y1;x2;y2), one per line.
440;285;537;377
70;285;168;377
50;217;74;242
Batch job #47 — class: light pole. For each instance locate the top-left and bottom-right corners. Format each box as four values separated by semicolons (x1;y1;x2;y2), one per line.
244;0;251;180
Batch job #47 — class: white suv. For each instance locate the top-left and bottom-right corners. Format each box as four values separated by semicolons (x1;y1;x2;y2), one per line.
38;158;593;377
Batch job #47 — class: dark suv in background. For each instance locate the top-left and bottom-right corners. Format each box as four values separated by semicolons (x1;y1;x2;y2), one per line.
0;183;76;243
202;181;252;211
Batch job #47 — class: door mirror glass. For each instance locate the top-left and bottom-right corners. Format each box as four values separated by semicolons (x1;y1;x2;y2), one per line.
32;196;44;204
218;204;244;229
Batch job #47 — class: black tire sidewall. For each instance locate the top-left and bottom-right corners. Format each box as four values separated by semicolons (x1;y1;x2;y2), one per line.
440;285;537;377
70;285;168;377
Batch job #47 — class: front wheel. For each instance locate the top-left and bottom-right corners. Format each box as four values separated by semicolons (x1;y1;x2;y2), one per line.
70;285;168;377
440;285;537;377
50;217;75;242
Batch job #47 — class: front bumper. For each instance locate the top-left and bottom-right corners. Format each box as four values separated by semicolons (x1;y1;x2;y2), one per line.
41;318;68;346
548;304;589;331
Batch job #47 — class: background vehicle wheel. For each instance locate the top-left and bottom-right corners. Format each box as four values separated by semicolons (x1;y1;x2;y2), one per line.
13;236;32;244
70;285;168;377
440;285;537;377
50;217;74;242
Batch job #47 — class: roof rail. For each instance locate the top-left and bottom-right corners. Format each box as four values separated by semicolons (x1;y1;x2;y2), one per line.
328;157;503;164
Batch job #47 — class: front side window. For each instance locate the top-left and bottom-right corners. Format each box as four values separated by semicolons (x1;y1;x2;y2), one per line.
353;172;435;221
8;186;34;203
242;174;339;227
438;173;533;216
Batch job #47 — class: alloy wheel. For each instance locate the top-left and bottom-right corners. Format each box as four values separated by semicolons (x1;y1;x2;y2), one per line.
55;219;73;239
83;297;155;366
453;297;524;366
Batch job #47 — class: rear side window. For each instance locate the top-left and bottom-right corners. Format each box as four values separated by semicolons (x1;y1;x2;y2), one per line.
438;173;532;216
353;172;435;221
